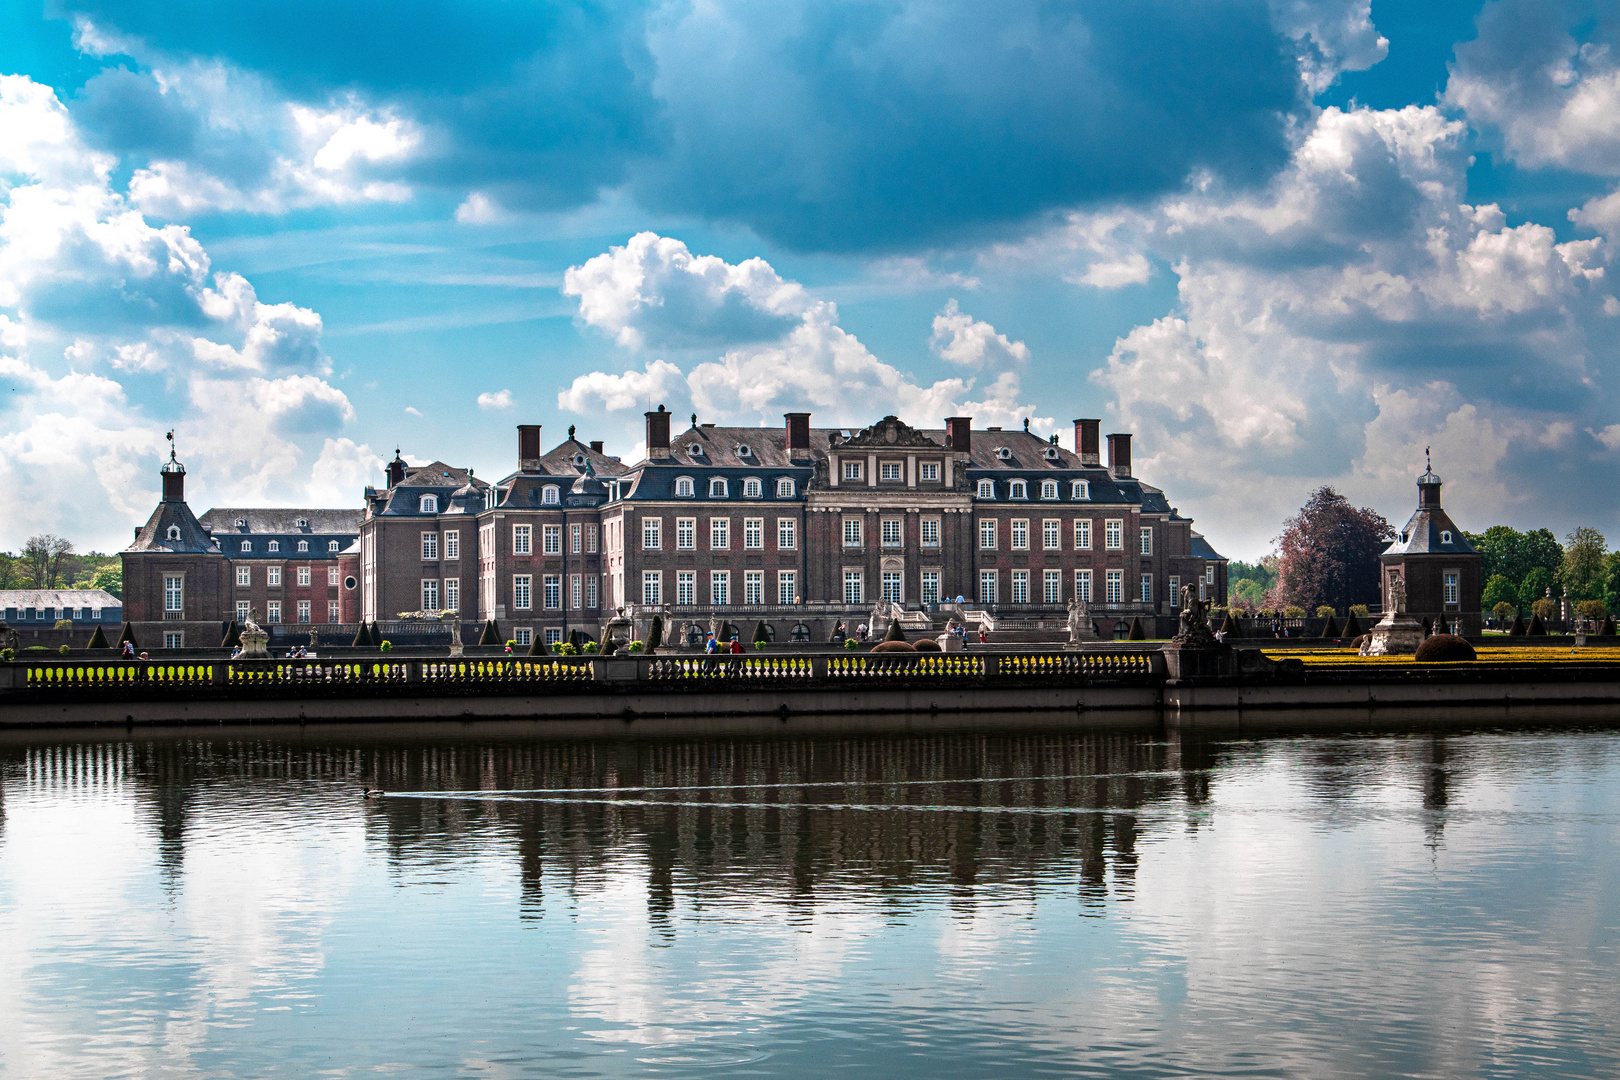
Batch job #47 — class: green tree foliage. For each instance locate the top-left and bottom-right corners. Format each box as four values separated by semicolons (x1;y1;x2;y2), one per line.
0;552;20;589
1274;487;1393;612
1491;601;1517;624
1231;578;1267;606
1521;566;1553;606
88;565;123;599
1466;526;1564;604
1227;558;1276;599
1604;552;1620;613
1481;574;1519;611
1560;527;1608;602
21;534;74;587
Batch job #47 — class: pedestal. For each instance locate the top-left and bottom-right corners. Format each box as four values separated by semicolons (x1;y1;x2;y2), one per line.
238;628;270;658
1360;612;1425;656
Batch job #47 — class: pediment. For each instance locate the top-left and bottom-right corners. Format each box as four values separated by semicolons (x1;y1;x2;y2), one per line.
836;416;943;451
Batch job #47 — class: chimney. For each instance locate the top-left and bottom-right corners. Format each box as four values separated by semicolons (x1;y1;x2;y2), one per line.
784;412;811;456
646;405;671;460
1074;419;1101;466
1107;433;1132;478
517;425;542;472
945;416;973;456
589;440;604;454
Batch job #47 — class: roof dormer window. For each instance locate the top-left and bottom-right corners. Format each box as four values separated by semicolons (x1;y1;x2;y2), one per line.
995;447;1012;460
676;476;695;497
166;525;181;541
1441;530;1452;544
241;541;251;552
328;541;339;552
776;478;795;498
1072;480;1090;500
297;540;309;552
573;453;586;467
977;479;994;499
235;517;247;528
737;445;752;459
709;477;729;498
295;517;309;529
1041;479;1059;499
419;495;438;513
1043;447;1059;461
542;486;560;505
268;540;280;552
1009;480;1028;499
689;442;704;456
743;477;762;498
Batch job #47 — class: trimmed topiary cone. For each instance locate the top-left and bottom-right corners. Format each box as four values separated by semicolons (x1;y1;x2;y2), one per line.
1219;611;1243;639
648;615;665;653
221;621;241;649
1603;615;1617;637
478;619;500;646
527;635;548;656
1128;616;1145;641
1527;613;1546;636
1509;614;1527;636
1421;617;1433;637
1415;633;1477;662
882;619;906;642
86;624;111;649
752;619;770;646
1320;614;1340;639
1341;612;1363;638
118;622;138;648
351;622;371;647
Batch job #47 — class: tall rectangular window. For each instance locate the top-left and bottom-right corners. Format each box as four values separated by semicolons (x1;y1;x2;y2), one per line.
1444;572;1459;604
1043;520;1060;550
328;566;339;586
298;566;311;586
1044;570;1061;605
236;565;251;586
1011;520;1028;550
1075;519;1092;550
570;574;581;609
921;518;940;547
677;572;696;606
422;580;439;611
514;628;532;647
643;518;662;550
744;518;764;550
843;517;863;547
1206;565;1215;584
571;524;582;553
979;570;997;604
778;570;797;605
881;519;902;547
1011;569;1029;604
298;599;312;623
711;571;730;605
446;578;460;613
711;518;730;550
236;600;251;622
544;575;562;609
268;567;282;587
979;519;997;550
920;570;940;603
1105;519;1123;550
643;571;662;606
1140;527;1153;555
882;571;902;603
844;570;863;605
920;462;939;481
267;600;281;623
543;525;562;555
513;575;532;610
744;571;763;605
778;518;796;550
328;600;341;623
587;575;599;609
445;530;459;560
513;525;532;554
1106;569;1123;604
677;518;696;549
1169;575;1181;607
1076;569;1092;603
421;532;438;560
586;525;598;553
1141;576;1152;603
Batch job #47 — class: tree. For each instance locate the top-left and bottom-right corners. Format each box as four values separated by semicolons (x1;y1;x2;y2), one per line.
1491;601;1517;624
1481;574;1519;612
1560;527;1608;602
89;566;123;599
1604;551;1620;613
1274;487;1393;613
1467;525;1564;604
1521;566;1554;606
21;534;74;588
1232;578;1267;607
0;552;20;590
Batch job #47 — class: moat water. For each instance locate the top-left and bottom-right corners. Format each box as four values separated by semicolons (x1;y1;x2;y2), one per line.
2;723;1618;1078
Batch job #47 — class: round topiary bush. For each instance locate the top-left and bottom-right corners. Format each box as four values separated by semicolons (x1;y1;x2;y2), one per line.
1314;605;1336;619
843;638;859;650
871;640;917;652
914;638;941;652
1414;633;1476;663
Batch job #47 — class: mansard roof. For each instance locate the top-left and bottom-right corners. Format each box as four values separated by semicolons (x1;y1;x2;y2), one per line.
371;462;487;516
128;499;218;553
666;425;836;468
537;438;630;477
928;427;1086;470
0;589;122;609
1190;532;1227;561
1381;507;1477;558
199;508;362;534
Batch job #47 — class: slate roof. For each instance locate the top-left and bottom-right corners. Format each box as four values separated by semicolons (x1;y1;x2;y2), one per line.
1381;508;1476;557
1190;533;1227;561
536;438;631;478
372;462;489;516
128;499;218;553
666;425;836;468
199;508;363;533
0;589;122;609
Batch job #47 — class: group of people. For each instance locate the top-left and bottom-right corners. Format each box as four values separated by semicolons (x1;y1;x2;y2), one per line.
119;640;150;661
704;633;747;655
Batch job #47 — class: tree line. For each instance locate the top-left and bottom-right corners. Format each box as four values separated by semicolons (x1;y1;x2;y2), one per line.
0;535;122;597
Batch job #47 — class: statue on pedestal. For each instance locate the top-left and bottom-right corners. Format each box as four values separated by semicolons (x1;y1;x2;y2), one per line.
1067;596;1096;645
237;607;271;658
1361;573;1425;655
1171;585;1219;648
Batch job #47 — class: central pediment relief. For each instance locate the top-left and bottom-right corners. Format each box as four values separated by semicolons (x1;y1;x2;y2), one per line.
835;415;943;450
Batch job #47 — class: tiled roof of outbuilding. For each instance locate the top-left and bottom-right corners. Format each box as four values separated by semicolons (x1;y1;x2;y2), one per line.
0;589;122;608
199;508;362;533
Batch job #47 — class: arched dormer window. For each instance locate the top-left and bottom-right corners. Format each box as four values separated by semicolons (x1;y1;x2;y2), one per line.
234;517;246;528
976;479;994;499
1041;479;1058;499
675;476;695;497
689;442;704;456
709;477;728;498
742;477;762;498
240;541;251;552
1441;530;1452;544
737;445;752;459
297;540;309;552
328;541;339;552
776;478;795;498
995;447;1012;460
166;525;181;541
419;495;438;513
1072;480;1090;500
268;540;280;552
295;517;309;529
572;453;586;467
1044;447;1060;461
1009;480;1028;499
541;485;560;505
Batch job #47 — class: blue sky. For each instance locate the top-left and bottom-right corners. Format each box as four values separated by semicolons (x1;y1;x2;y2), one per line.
2;0;1619;560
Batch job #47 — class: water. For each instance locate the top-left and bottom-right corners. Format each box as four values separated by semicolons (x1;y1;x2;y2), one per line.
2;723;1619;1078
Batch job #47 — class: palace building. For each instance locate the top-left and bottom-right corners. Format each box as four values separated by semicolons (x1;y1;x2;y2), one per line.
122;411;1228;647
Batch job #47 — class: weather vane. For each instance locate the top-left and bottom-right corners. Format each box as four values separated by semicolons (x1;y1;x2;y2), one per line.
1425;445;1431;472
166;429;177;461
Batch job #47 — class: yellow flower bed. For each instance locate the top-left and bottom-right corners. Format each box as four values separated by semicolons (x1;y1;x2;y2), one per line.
1260;646;1620;666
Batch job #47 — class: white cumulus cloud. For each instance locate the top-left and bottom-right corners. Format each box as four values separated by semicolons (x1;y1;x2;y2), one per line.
477;388;513;410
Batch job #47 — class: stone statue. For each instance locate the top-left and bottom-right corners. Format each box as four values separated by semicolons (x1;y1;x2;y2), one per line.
1388;575;1407;614
237;606;271;658
1066;596;1094;644
708;613;721;641
1170;584;1219;648
1362;573;1424;656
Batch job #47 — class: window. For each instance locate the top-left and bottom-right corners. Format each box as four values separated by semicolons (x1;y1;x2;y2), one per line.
996;447;1012;460
513;525;532;554
977;479;994;499
642;518;662;550
709;478;729;498
1140;527;1153;556
544;575;562;610
268;541;280;553
676;476;695;497
1076;569;1092;603
1140;576;1153;604
979;570;998;604
236;600;251;622
298;599;312;623
921;570;940;604
737;445;752;460
979;519;997;549
236;566;252;587
328;541;340;552
711;571;730;605
166;525;181;540
235;517;247;528
778;518;796;550
267;600;281;623
880;462;902;481
164;575;183;612
745;571;763;605
297;566;311;586
268;567;282;586
1169;576;1181;607
513;575;532;610
1041;519;1060;551
1075;519;1093;550
542;486;560;505
1011;520;1029;550
1041;480;1058;499
1010;480;1027;499
745;518;764;549
677;572;696;606
1206;565;1215;585
329;600;341;623
643;571;662;606
843;517;863;548
544;628;562;646
297;540;309;553
1106;570;1123;604
776;478;795;498
1011;569;1029;604
881;519;902;547
1444;572;1459;605
1044;569;1062;605
515;628;532;647
1441;530;1453;544
844;569;864;605
420;495;438;513
882;571;902;603
446;579;459;613
587;525;598;553
1105;519;1123;550
422;532;438;560
920;462;939;481
570;575;581;610
844;460;863;481
587;575;599;608
422;580;439;611
445;531;459;560
543;525;561;555
1072;480;1090;500
571;524;582;553
778;570;797;605
711;518;731;549
921;518;940;547
328;566;339;586
676;517;696;549
241;541;252;552
743;477;762;498
164;631;183;650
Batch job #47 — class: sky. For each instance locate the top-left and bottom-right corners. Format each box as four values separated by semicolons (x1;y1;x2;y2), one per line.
2;0;1619;561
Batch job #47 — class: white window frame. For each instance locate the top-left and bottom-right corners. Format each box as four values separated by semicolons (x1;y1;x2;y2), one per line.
236;600;251;622
328;541;339;552
709;478;729;498
643;571;662;606
267;600;282;623
977;479;994;499
571;524;582;554
921;518;940;548
744;518;764;550
268;567;282;587
979;519;997;550
1011;519;1029;550
881;518;902;547
744;571;763;605
543;575;562;610
920;570;940;604
677;517;696;550
570;574;581;610
164;631;184;650
329;600;342;623
1444;571;1459;605
743;477;762;498
881;570;902;604
880;462;902;481
1011;569;1029;604
297;566;311;586
843;517;863;548
1106;570;1123;604
1169;575;1182;607
776;478;795;498
778;570;797;605
843;569;863;605
446;578;460;613
445;530;459;560
542;486;560;505
1105;519;1123;550
586;574;599;609
164;575;184;612
513;524;532;555
422;532;438;560
267;541;279;553
1140;527;1153;556
1044;569;1062;605
296;598;311;624
328;566;339;586
543;525;562;555
1041;480;1058;500
1075;519;1092;550
920;462;940;481
979;570;998;604
419;495;438;513
297;540;308;553
236;565;252;587
1043;519;1060;550
711;517;731;550
513;575;532;610
676;476;695;497
642;517;662;551
677;572;696;606
241;541;252;552
1009;480;1027;500
515;628;532;647
844;460;863;481
1076;569;1092;603
777;518;796;550
1141;576;1153;604
711;570;731;606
